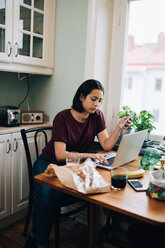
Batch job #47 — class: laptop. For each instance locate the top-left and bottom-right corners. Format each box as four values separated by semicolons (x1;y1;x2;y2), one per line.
96;130;148;170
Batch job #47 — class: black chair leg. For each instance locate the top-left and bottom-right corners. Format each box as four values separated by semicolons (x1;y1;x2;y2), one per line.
22;194;33;236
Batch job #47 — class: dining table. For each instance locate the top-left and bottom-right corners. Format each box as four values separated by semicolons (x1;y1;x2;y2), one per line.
35;157;165;248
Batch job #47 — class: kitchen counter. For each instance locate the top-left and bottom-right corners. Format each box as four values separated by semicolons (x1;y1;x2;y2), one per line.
0;122;52;135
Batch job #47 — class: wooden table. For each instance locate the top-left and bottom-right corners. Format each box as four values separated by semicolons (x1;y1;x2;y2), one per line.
35;158;165;247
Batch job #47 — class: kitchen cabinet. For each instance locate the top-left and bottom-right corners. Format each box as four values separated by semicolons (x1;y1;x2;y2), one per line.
0;124;52;228
0;0;55;75
11;131;34;213
0;134;11;219
0;132;29;219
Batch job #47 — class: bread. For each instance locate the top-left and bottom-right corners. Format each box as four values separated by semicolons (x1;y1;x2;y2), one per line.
45;164;57;177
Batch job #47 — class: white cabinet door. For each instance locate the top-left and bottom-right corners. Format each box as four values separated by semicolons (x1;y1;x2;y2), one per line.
11;132;29;213
0;0;13;62
0;0;55;75
0;134;11;219
13;0;46;66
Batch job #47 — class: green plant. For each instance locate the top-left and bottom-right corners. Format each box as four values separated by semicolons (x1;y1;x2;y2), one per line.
133;110;156;133
118;105;132;118
118;106;156;133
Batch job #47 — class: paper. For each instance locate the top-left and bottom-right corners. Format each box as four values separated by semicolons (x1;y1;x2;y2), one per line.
45;159;110;194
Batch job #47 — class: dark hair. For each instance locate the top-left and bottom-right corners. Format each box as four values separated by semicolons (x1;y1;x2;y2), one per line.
72;79;104;113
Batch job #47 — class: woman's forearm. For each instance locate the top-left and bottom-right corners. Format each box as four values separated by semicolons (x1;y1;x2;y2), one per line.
102;126;121;151
100;116;132;152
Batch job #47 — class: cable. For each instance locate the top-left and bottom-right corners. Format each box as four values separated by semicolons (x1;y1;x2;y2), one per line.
17;74;30;109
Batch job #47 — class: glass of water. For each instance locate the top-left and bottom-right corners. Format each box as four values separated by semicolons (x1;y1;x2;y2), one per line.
66;152;81;166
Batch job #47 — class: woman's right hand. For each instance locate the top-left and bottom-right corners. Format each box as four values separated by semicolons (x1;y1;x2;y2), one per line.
81;153;108;164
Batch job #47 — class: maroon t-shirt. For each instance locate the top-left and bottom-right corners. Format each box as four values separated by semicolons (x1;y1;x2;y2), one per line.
42;109;106;164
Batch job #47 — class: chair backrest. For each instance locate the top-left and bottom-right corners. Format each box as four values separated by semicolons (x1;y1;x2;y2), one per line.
20;126;52;193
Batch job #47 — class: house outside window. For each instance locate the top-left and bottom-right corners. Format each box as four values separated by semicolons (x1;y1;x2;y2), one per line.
155;78;162;91
153;109;160;122
127;77;133;90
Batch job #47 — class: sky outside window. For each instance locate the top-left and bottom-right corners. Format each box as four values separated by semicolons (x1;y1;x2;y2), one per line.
128;0;165;44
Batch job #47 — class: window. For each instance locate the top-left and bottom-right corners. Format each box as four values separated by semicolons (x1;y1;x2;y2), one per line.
153;109;159;122
127;77;133;90
122;0;165;135
155;78;162;91
84;0;164;136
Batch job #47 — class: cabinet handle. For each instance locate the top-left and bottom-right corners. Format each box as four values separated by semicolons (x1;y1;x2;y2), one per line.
13;138;18;152
6;140;11;154
7;41;12;57
15;42;19;57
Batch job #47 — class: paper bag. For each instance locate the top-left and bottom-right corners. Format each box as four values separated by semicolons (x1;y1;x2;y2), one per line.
45;159;110;194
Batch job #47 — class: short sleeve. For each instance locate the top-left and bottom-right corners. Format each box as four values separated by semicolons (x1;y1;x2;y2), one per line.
52;112;68;144
96;110;107;134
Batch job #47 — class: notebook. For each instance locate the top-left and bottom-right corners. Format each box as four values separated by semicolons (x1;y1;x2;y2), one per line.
96;130;148;170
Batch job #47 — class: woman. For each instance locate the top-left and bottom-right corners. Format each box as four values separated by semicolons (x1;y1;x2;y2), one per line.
24;79;131;248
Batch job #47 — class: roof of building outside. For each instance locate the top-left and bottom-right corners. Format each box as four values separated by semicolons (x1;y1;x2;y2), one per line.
126;33;165;70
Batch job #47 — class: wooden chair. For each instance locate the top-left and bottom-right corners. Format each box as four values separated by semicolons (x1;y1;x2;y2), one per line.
20;126;88;248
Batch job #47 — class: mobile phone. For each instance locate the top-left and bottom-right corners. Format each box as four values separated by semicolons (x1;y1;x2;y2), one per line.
121;112;135;129
128;179;148;192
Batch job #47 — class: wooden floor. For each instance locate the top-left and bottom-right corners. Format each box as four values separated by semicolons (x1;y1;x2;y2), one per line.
0;218;117;248
0;218;87;248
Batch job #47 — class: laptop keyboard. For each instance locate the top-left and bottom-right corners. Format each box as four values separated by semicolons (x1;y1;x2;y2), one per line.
96;156;115;167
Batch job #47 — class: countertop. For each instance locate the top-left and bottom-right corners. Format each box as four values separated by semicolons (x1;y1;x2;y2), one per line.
0;122;52;135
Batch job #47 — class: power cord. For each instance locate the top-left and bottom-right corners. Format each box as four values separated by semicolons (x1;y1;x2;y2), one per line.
17;73;32;109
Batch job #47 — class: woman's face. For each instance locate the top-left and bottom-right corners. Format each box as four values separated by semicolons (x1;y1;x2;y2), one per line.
80;89;103;114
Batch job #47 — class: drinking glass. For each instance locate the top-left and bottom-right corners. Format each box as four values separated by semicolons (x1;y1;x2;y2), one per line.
111;167;128;190
66;152;80;166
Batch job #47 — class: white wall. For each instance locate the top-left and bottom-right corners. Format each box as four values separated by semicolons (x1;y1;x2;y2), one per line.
30;0;88;122
0;71;31;109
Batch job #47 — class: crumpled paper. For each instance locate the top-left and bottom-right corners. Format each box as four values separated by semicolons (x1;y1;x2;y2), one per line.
45;158;110;194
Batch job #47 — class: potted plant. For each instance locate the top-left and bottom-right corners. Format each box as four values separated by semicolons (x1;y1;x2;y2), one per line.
118;106;156;142
133;110;156;141
133;110;156;133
